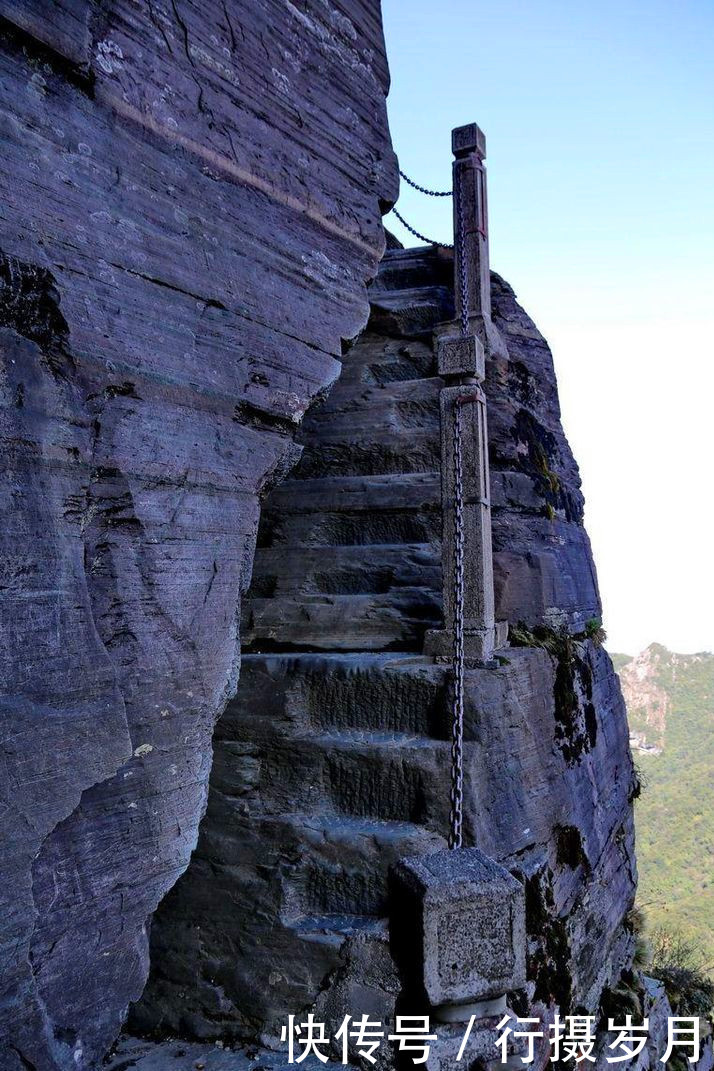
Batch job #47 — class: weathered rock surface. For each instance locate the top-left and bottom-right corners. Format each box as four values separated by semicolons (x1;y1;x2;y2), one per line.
0;3;395;1068
137;248;637;1047
105;1034;327;1071
617;643;674;751
594;976;714;1071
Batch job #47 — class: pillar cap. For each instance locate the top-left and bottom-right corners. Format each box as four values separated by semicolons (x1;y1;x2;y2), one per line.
452;123;486;160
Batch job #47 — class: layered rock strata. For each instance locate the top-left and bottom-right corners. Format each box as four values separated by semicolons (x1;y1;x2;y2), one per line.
0;2;396;1068
137;247;639;1049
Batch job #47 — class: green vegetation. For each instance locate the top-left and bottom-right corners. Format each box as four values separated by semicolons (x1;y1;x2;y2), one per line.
509;618;605;653
615;645;714;972
649;929;714;1016
509;621;606;764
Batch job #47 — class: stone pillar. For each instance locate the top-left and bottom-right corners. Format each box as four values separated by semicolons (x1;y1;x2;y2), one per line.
451;123;506;360
439;384;494;639
453;123;489;332
424;123;507;664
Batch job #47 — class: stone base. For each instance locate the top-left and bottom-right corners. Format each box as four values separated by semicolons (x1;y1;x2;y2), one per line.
423;622;508;664
425;1010;527;1071
433;993;507;1024
391;848;526;1009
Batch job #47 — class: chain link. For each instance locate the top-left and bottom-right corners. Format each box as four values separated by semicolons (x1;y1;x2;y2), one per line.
448;171;472;850
398;168;452;198
449;398;465;850
390;208;453;249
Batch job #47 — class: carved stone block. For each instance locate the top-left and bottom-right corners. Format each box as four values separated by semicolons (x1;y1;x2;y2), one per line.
392;848;526;1006
423;626;500;663
436;333;485;380
452;122;487;160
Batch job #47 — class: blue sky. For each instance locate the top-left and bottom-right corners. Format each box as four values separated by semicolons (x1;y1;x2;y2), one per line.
382;0;714;655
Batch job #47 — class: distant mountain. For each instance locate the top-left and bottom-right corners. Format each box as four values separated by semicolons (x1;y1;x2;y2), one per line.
613;644;714;967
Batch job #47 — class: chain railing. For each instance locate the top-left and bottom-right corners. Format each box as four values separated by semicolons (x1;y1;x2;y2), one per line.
391;167;453;247
449;397;466;849
398;168;451;197
391;208;453;249
394;156;478;851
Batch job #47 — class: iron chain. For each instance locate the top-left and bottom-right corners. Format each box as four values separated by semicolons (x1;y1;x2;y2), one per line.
448;170;471;850
449;398;466;850
398;168;452;198
391;165;453;247
395;159;470;850
391;208;453;250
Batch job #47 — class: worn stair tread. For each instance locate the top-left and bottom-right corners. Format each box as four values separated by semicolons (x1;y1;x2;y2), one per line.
304;375;440;416
370;285;451;308
253;542;439;565
256;507;441;549
248;544;440;596
243;589;440;651
276;811;444;841
265;472;440;512
289;913;386;936
297;419;438;445
238;651;435;668
306;728;443;749
247;590;438;610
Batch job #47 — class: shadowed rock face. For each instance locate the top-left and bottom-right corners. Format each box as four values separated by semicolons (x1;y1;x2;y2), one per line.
136;248;637;1045
0;3;396;1068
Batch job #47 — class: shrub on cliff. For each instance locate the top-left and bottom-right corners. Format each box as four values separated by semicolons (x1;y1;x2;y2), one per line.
650;929;714;1017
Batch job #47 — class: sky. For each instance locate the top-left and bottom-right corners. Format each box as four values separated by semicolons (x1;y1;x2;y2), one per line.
381;0;714;655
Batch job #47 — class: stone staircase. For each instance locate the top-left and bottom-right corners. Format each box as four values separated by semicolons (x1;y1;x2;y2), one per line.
176;246;458;1033
243;244;449;654
160;645;449;1039
133;271;462;1021
135;243;621;1043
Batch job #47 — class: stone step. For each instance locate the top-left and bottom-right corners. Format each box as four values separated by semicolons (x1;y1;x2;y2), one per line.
221;652;449;736
249;542;440;599
299;403;439;443
199;804;447;919
371;245;452;294
306;374;440;417
256;500;441;550
242;587;441;651
288;912;386;950
306;729;451;827
276;812;447;918
212;724;453;835
369;251;456;332
286;431;440;478
156;805;440;1044
334;334;437;387
369;285;451;334
266;472;440;514
314;368;441;402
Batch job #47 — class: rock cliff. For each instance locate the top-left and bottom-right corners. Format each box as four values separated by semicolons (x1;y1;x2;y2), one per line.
0;3;395;1068
135;246;639;1051
617;645;673;752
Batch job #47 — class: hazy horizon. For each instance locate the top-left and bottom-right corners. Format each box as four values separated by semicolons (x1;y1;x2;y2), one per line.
382;0;714;656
